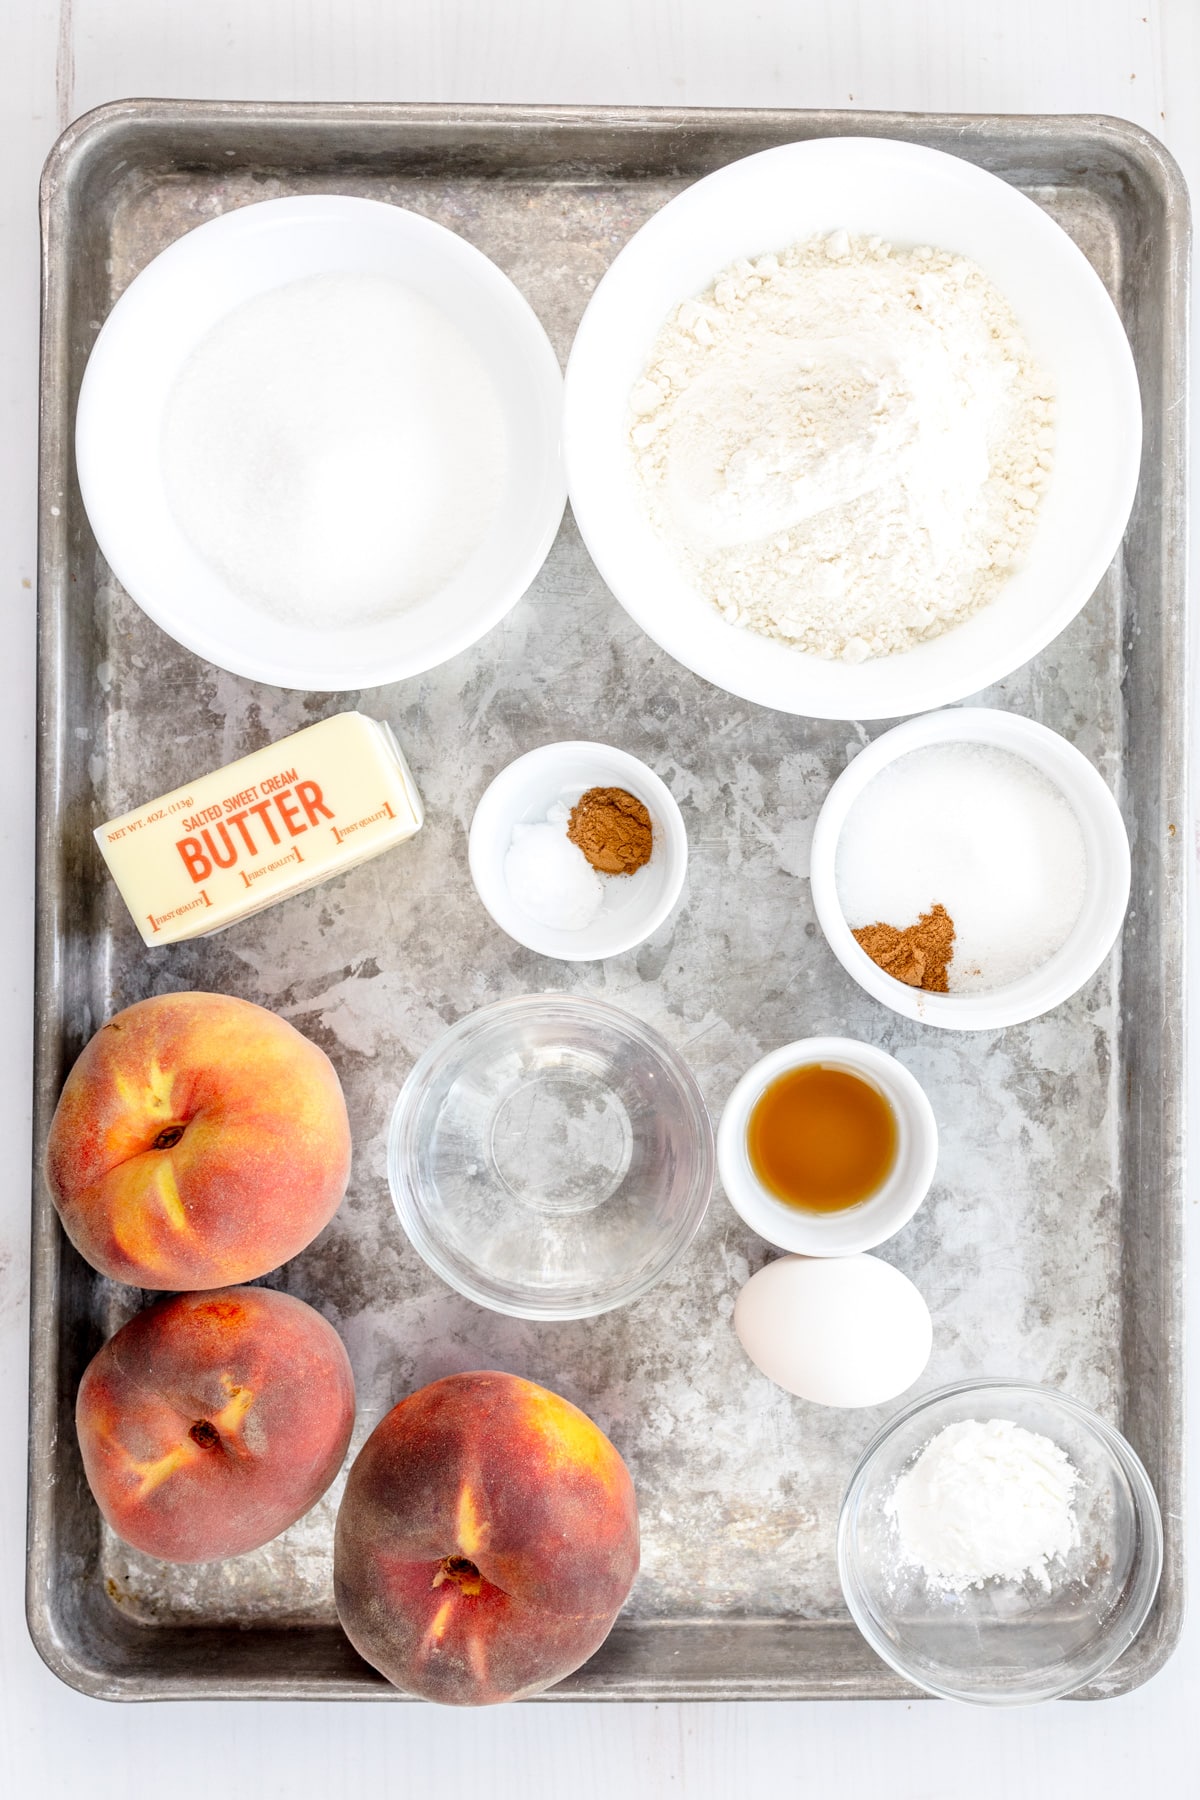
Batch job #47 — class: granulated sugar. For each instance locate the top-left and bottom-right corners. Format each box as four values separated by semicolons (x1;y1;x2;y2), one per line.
163;272;507;627
835;743;1088;993
629;231;1053;662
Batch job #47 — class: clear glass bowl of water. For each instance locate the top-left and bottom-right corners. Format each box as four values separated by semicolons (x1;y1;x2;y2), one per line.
388;993;715;1319
837;1379;1163;1704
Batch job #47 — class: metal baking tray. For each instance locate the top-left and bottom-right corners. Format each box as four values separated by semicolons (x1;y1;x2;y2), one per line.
31;101;1187;1702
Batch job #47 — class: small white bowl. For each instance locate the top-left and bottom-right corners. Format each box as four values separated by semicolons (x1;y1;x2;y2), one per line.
468;741;688;961
563;137;1141;720
717;1036;938;1255
809;708;1131;1030
75;195;565;691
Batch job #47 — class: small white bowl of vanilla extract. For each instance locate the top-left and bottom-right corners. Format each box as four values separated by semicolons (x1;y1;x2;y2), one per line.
717;1038;938;1255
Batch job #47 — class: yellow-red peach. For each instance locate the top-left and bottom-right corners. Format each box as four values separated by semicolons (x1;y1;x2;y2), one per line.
76;1285;355;1563
333;1371;639;1705
46;991;351;1289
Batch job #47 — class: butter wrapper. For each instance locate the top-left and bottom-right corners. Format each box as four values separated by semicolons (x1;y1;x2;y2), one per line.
95;712;424;945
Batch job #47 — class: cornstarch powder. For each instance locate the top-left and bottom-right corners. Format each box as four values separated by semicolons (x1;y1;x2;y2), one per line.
629;231;1054;662
887;1418;1081;1593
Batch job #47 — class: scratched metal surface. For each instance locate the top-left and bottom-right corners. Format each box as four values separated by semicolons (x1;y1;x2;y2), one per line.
30;104;1186;1700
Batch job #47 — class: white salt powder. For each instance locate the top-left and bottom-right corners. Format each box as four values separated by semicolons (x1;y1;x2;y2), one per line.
504;803;603;931
835;743;1088;992
887;1418;1080;1593
162;272;507;628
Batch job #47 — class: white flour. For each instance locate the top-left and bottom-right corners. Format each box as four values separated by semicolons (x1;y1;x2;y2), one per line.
630;232;1054;662
163;273;507;628
887;1418;1080;1593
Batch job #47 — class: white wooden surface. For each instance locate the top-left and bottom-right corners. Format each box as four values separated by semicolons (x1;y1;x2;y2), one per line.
1;3;1195;1793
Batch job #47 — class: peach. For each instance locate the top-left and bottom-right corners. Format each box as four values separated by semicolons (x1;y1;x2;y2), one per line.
45;991;351;1289
333;1371;639;1705
76;1285;355;1563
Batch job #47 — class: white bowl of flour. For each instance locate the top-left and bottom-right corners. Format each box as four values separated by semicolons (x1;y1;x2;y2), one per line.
76;196;565;690
564;138;1141;720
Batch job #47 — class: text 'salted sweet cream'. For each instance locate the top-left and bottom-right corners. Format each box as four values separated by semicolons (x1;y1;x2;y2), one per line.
95;712;424;945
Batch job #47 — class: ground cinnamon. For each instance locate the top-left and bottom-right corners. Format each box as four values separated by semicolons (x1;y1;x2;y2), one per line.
567;786;653;875
852;903;955;993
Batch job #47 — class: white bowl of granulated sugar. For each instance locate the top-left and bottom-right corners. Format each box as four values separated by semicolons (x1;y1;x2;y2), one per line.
563;137;1142;720
76;196;565;691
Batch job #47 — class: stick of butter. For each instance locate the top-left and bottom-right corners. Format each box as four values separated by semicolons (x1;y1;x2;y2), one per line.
95;712;424;946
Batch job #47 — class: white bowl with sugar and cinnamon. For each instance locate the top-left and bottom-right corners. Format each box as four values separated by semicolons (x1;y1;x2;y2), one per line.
809;708;1131;1031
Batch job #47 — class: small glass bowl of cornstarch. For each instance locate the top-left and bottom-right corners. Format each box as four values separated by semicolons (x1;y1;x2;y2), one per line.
809;707;1131;1030
837;1380;1163;1705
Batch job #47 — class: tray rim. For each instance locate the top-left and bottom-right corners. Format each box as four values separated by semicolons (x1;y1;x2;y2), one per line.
29;97;1190;1705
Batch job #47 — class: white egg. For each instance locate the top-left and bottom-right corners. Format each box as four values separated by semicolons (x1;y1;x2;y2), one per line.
733;1253;932;1408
